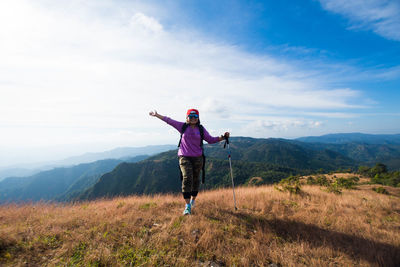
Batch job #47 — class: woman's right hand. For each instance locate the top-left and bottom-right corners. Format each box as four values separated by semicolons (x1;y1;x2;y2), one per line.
149;110;164;120
149;110;158;117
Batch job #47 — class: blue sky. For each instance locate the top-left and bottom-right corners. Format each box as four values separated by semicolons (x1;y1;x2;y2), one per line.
0;0;399;166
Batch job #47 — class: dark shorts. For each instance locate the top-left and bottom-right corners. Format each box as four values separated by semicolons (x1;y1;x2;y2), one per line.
179;156;204;193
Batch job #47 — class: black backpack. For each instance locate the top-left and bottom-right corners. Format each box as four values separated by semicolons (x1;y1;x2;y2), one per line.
178;123;206;184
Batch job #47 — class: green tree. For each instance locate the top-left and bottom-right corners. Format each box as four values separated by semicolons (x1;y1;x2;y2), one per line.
369;163;387;178
358;166;370;176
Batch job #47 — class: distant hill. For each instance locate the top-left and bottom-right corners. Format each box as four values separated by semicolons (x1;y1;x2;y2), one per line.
0;168;42;182
54;145;176;166
0;144;176;180
77;138;357;201
0;155;148;203
292;134;400;170
296;133;400;144
203;137;355;170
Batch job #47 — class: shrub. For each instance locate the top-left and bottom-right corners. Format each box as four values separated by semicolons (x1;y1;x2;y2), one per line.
358;166;370;176
325;181;342;195
275;176;302;195
336;177;359;189
315;175;330;186
306;176;316;185
372;172;400;187
358;164;399;187
369;163;388;177
372;187;389;195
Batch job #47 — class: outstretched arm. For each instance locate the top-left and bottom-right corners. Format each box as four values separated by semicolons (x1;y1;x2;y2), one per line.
149;110;164;120
149;110;184;132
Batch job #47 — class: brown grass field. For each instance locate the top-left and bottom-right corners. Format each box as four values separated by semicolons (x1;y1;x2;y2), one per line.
0;174;399;266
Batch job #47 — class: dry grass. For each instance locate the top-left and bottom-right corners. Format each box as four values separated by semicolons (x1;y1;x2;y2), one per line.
1;176;399;266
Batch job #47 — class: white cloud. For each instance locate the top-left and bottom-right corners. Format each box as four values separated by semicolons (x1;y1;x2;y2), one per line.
299;112;359;119
241;117;325;138
0;0;377;164
130;12;163;33
319;0;400;41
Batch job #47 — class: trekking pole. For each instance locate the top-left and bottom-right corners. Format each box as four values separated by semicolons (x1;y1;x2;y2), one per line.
224;137;237;211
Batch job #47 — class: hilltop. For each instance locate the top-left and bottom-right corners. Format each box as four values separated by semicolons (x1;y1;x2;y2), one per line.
1;174;399;266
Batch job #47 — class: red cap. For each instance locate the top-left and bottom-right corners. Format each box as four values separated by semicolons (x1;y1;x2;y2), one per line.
187;109;199;117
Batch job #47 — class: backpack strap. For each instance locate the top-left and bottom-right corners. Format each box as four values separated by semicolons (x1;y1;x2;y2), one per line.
178;123;190;181
198;125;206;184
178;123;190;148
198;125;204;148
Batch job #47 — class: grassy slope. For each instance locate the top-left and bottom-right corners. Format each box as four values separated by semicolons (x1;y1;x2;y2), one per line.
0;175;399;266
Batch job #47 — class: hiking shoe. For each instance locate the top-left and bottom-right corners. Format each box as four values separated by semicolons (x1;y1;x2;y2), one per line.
183;204;191;215
190;199;195;208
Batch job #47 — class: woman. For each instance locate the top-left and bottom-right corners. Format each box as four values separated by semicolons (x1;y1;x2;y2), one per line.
149;109;229;215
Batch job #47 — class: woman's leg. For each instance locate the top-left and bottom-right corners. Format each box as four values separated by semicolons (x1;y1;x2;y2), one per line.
179;156;193;214
190;156;204;206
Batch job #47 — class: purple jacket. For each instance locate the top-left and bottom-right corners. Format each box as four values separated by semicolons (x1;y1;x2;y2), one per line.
163;116;220;157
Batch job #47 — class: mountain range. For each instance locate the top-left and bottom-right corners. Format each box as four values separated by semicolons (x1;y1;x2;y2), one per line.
294;133;400;170
0;144;176;181
296;133;400;144
1;133;399;203
0;155;148;204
